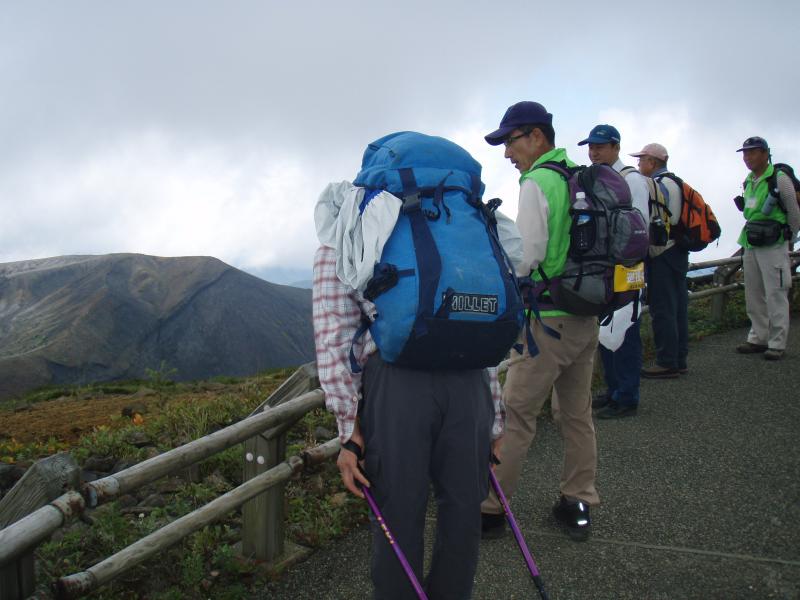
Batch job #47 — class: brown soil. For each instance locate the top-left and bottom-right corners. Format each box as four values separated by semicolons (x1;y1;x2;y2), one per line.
0;393;159;444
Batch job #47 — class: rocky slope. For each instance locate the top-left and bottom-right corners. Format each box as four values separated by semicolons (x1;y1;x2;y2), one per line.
0;254;314;399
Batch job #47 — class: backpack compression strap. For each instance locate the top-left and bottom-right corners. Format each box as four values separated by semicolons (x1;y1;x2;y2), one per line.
398;168;442;338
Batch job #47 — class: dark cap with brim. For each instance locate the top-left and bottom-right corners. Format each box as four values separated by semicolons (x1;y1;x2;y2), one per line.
736;136;769;152
578;124;621;146
485;101;553;146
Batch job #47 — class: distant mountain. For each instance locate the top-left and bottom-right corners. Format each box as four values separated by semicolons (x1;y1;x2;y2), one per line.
0;254;314;399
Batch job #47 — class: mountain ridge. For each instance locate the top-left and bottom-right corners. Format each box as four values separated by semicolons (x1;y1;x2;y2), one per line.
0;253;314;399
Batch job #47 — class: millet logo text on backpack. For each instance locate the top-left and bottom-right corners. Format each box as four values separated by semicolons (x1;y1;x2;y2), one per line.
446;292;499;315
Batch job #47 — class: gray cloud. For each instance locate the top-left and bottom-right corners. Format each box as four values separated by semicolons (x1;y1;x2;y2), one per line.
1;1;798;281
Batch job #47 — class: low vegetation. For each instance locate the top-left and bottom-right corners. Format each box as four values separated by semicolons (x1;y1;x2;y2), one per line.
0;368;367;599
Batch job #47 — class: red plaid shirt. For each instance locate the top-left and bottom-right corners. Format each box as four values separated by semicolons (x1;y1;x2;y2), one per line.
312;245;504;442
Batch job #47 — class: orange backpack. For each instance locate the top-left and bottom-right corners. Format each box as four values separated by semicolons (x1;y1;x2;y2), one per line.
656;173;721;252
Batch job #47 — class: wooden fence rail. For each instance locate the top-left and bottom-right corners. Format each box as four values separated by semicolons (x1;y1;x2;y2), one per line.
55;439;340;599
0;389;324;566
0;251;797;598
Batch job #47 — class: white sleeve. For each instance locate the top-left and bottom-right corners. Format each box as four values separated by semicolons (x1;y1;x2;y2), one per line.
626;172;651;219
516;178;550;276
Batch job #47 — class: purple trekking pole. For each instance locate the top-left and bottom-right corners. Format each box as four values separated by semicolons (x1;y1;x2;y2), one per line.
343;440;429;600
489;467;550;600
362;486;429;600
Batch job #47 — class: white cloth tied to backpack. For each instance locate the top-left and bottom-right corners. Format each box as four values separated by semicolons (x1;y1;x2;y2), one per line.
315;181;402;291
314;180;525;291
494;211;525;276
598;297;637;352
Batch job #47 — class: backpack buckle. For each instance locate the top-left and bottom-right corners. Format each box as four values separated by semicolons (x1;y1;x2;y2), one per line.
402;193;422;214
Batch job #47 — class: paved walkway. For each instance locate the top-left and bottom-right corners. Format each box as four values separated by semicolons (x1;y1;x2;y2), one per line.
262;324;800;599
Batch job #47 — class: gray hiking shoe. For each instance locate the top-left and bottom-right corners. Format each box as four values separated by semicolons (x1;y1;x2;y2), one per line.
736;342;768;354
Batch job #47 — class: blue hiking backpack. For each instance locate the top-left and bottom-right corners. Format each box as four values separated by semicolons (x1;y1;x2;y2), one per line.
351;131;524;371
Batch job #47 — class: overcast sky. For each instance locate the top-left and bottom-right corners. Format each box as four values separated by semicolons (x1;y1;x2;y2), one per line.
2;1;798;283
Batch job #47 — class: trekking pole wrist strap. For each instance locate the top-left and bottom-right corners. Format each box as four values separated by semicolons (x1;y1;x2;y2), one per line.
342;439;364;460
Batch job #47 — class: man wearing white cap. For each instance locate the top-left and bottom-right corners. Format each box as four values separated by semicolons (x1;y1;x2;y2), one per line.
629;143;688;378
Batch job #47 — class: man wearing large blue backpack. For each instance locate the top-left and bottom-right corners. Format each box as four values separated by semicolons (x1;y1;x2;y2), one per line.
313;131;524;599
481;101;600;542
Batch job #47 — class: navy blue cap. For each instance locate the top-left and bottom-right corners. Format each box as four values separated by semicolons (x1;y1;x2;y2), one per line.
578;124;621;146
485;101;553;146
736;136;769;152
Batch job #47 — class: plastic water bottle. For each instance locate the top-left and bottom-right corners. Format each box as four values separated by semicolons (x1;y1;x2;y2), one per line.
573;192;593;252
762;194;778;215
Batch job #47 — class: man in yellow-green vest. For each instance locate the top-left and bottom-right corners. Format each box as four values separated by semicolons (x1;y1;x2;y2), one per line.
734;136;800;360
480;101;599;542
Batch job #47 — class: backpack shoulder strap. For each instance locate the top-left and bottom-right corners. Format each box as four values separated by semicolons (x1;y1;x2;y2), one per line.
532;160;578;181
768;165;796;212
655;171;687;202
619;165;638;178
655;171;682;186
766;169;780;200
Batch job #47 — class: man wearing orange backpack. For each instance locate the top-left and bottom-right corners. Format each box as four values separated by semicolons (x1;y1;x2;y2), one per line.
734;136;800;360
630;143;689;378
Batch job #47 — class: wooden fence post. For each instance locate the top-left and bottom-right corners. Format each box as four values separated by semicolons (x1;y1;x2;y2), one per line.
241;434;287;561
241;362;318;563
0;453;79;600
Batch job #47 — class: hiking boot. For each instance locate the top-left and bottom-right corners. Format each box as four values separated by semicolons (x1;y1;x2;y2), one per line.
597;402;637;419
552;496;591;542
640;365;679;379
481;512;506;539
735;342;768;354
591;392;611;410
764;349;785;361
678;366;688;375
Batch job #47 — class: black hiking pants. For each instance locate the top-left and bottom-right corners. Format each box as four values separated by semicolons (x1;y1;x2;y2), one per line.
360;354;494;600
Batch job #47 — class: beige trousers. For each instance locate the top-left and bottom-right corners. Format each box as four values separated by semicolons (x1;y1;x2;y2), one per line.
482;315;600;515
743;243;792;350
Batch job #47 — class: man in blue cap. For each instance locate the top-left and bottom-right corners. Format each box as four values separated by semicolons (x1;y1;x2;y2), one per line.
578;124;650;418
734;136;800;360
480;101;600;542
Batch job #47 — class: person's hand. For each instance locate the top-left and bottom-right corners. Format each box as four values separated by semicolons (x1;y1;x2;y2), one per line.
337;424;370;498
